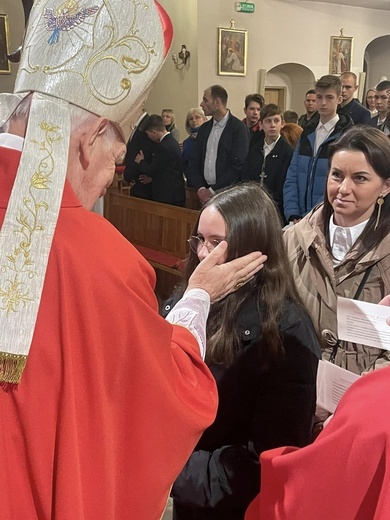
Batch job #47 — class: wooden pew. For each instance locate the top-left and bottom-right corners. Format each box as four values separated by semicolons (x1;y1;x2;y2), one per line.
104;190;199;299
185;187;201;210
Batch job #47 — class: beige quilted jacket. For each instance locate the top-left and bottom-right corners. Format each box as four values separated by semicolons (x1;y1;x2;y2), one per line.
284;204;390;375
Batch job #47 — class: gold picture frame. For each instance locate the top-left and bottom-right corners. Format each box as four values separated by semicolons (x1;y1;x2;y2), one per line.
329;35;353;75
0;14;11;74
218;26;247;77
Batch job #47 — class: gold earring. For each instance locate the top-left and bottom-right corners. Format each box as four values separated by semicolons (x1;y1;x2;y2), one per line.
374;195;385;231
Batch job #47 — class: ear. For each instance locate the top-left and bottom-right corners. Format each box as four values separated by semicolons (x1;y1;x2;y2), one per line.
381;178;390;198
337;94;343;105
79;117;110;170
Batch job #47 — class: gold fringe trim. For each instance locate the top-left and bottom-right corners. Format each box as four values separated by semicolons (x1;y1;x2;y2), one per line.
0;352;27;384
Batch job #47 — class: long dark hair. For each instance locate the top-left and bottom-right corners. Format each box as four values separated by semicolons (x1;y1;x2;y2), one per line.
323;126;390;258
179;183;304;367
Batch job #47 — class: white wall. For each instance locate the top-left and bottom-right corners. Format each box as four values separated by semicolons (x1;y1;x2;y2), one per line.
365;36;390;87
145;0;198;139
194;0;390;120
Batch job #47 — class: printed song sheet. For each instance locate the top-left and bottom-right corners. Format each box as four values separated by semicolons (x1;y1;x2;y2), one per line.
337;297;390;351
317;360;360;413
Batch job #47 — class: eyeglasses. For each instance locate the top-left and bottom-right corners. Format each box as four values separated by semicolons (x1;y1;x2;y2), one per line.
188;235;224;254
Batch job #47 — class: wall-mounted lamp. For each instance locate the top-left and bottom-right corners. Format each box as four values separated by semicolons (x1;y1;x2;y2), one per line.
172;44;190;69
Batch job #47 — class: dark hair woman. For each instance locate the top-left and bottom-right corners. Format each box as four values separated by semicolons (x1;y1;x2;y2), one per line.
162;183;321;520
285;125;390;376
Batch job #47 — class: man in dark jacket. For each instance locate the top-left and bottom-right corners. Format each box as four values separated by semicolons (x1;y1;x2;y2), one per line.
338;72;371;125
134;115;185;206
369;80;390;135
284;75;353;222
298;89;317;129
187;85;250;205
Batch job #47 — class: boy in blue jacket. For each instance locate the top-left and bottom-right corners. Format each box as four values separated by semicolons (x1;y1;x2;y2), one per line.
283;75;353;223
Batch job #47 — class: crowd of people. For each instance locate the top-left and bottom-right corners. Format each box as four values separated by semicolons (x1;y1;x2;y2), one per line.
114;72;390;518
124;73;390;225
2;1;390;519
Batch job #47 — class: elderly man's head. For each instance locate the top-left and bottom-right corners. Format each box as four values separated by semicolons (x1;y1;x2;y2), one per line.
6;95;126;210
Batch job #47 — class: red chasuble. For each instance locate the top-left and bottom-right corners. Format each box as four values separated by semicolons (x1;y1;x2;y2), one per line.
245;367;390;520
0;147;218;519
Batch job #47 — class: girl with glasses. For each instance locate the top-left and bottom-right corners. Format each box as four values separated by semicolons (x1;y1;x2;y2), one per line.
162;183;321;520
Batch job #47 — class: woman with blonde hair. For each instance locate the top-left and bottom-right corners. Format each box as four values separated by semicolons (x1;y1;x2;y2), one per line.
365;88;377;116
182;107;207;181
162;108;180;142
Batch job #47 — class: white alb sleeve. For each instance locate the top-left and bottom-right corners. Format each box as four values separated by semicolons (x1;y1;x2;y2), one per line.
165;289;210;359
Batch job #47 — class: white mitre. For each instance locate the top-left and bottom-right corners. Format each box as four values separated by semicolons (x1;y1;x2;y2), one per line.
0;0;173;383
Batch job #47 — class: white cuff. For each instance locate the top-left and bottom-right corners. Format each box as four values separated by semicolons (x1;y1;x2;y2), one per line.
165;289;210;359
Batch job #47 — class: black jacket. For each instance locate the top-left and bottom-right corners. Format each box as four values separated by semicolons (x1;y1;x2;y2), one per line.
241;132;293;222
187;112;250;191
338;98;371;125
136;133;185;206
123;115;157;200
162;297;321;520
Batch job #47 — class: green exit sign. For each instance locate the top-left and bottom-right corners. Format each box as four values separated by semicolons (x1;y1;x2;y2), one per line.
235;2;255;13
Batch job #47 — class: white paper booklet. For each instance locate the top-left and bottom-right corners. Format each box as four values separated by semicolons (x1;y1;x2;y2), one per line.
316;360;360;413
337;297;390;351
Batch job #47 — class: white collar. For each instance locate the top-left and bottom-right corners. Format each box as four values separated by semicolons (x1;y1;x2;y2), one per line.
213;110;229;128
317;114;339;132
264;134;281;150
0;132;24;151
329;214;369;266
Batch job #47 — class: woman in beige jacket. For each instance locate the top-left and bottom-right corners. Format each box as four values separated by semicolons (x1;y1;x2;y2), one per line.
285;126;390;375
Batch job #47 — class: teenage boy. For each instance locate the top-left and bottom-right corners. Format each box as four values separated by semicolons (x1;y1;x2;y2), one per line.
298;89;317;129
134;115;185;206
283;75;353;222
241;104;293;222
242;93;265;142
338;71;371;124
369;80;390;135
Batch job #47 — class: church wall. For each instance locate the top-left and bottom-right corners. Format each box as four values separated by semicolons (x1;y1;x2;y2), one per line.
2;1;390;137
194;0;390;121
145;0;199;140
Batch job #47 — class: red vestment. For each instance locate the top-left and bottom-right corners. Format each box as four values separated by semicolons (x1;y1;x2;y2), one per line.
245;366;390;520
0;147;217;519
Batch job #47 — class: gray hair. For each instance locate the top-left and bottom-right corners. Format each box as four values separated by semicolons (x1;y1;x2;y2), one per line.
4;94;120;146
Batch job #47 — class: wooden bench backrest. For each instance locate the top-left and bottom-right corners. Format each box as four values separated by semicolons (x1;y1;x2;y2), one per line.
105;191;200;259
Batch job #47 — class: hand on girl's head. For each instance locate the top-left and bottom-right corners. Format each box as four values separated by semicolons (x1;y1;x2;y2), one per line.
187;242;267;303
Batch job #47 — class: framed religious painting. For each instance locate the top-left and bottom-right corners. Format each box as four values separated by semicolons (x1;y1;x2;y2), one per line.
0;14;11;74
329;34;353;75
218;24;247;77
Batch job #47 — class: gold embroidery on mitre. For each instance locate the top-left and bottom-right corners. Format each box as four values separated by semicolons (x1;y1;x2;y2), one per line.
0;121;61;310
0;352;27;384
20;0;158;107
